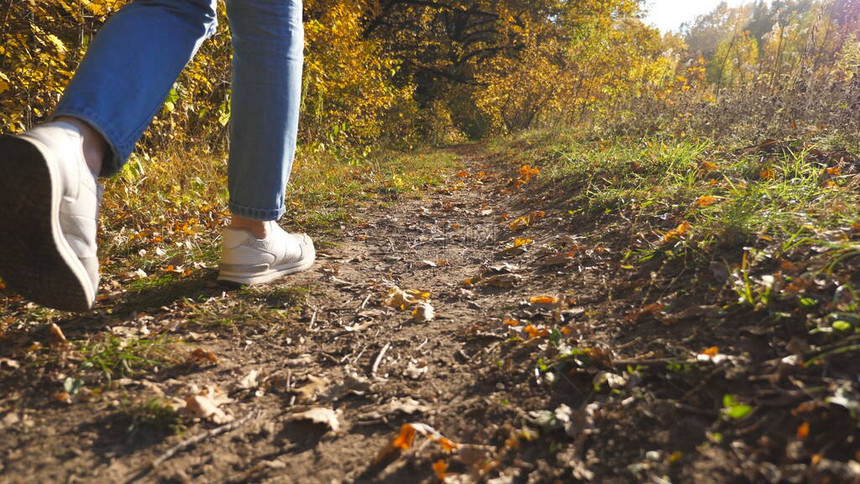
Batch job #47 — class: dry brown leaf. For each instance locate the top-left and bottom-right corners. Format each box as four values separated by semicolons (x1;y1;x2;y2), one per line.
404;360;429;380
480;274;523;288
239;369;260;389
384;287;431;310
48;323;67;347
412;302;436;322
541;252;574;267
286;407;340;432
185;394;233;424
296;375;331;403
189;348;218;364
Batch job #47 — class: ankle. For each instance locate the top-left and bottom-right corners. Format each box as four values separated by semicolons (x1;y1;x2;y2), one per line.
54;116;107;177
230;217;268;239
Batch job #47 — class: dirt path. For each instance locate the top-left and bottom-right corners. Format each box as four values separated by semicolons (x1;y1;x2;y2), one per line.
2;145;858;484
0;147;555;483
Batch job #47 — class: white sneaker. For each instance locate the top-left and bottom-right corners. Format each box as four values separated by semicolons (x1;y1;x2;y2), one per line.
0;122;102;311
217;221;315;286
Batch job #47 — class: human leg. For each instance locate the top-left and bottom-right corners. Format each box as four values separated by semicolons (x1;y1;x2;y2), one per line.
0;0;219;310
53;0;220;175
217;0;314;286
224;0;304;222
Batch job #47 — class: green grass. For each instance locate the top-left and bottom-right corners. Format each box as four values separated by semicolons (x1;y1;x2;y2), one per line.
78;334;180;382
502;130;857;260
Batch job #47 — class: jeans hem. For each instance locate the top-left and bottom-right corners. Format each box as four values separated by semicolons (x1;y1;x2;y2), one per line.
51;107;128;177
228;201;283;221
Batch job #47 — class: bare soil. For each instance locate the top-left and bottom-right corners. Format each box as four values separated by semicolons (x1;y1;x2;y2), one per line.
1;145;858;483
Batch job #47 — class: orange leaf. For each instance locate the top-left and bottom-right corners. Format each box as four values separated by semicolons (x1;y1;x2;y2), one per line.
529;296;560;305
438;437;458;452
662;222;692;243
432;460;448;480
797;421;810;440
504;319;521;326
524;325;550;339
393;424;417;450
703;346;719;357
456;171;470;178
695;195;718;207
760;168;775;180
189;348;218;364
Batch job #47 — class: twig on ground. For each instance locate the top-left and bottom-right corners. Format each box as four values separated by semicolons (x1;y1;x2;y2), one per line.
308;309;318;331
372;342;392;378
150;408;261;468
359;294;372;310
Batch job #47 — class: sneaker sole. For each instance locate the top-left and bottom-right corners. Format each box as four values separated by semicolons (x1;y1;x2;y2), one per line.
0;136;96;311
217;239;316;287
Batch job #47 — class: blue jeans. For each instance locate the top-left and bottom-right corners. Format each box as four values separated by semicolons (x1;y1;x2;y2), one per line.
53;0;304;221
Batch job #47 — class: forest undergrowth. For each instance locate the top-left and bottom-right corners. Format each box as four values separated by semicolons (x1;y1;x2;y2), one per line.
0;126;858;482
1;0;859;481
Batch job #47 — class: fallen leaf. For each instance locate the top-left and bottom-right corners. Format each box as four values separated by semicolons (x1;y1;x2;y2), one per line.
703;346;720;357
393;423;417;450
480;274;523;288
286;407;340;432
529;296;562;309
695;195;718;207
512;238;533;248
385;287;431;310
662;221;692;243
297;375;331;403
412;302;436;322
483;262;519;275
189;348;218;364
185;394;234;424
432;460;448;480
0;358;20;369
239;370;259;389
797;421;810;440
48;323;68;347
541;252;574;266
524;325;550;339
405;360;429;380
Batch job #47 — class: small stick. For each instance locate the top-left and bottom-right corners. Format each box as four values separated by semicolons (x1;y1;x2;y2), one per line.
151;408;261;468
371;343;392;378
308;309;318;330
359;294;372;310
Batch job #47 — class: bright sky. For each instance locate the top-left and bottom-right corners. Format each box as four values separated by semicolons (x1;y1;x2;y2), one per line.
643;0;760;32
